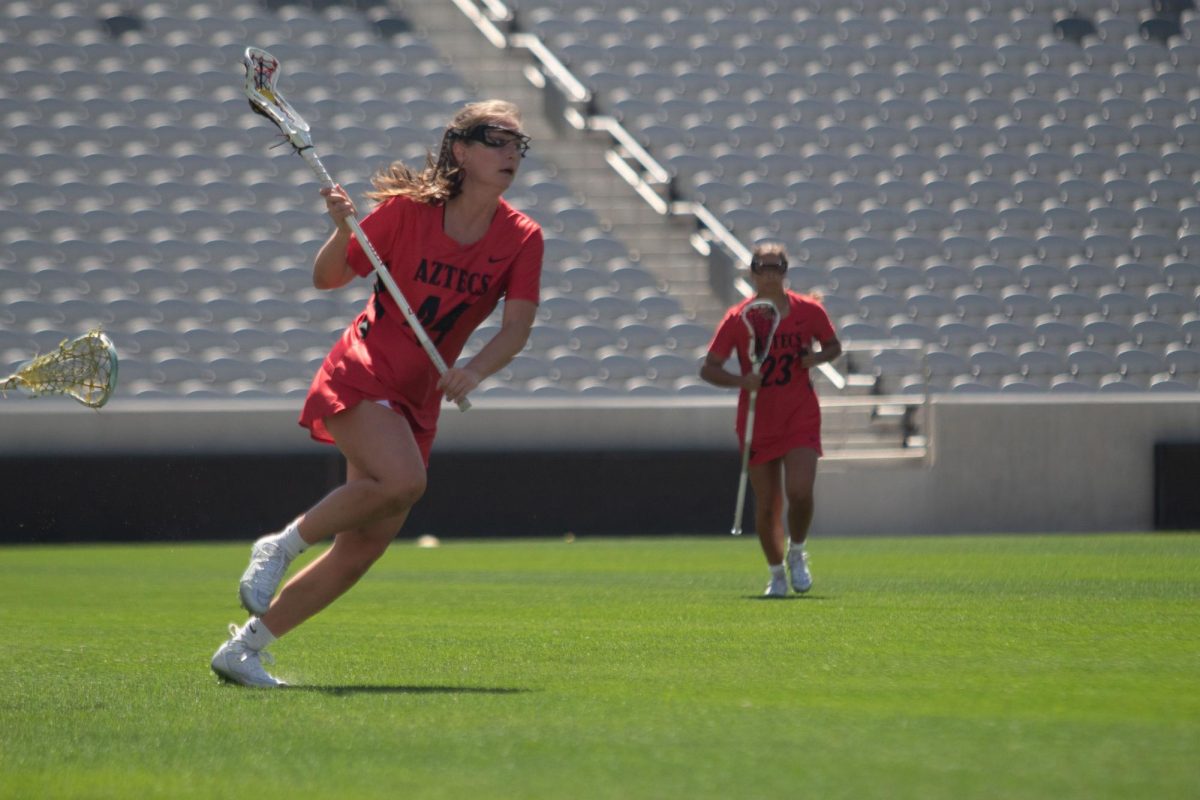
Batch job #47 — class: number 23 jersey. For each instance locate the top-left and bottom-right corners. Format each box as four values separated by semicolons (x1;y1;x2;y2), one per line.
707;291;836;462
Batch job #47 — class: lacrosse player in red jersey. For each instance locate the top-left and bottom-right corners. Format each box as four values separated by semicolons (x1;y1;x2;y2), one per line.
700;242;841;598
212;100;543;687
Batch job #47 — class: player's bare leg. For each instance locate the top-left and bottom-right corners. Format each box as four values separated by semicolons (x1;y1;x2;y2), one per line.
259;402;425;637
783;447;818;546
261;510;405;638
237;401;424;615
218;388;427;686
294;401;427;544
749;457;789;596
783;447;818;593
232;401;421;634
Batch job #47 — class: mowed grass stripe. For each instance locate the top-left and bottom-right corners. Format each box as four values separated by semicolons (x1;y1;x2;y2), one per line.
0;534;1196;800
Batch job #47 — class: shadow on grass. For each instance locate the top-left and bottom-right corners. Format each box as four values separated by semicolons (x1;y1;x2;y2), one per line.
285;684;532;696
743;594;830;601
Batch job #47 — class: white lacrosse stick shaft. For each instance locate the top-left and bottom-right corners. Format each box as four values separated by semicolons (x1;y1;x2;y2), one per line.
243;47;469;411
730;300;780;536
299;150;469;411
730;374;761;536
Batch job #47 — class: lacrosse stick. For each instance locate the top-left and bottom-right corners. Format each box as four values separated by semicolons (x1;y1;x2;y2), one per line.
242;46;470;411
731;300;781;536
1;329;118;409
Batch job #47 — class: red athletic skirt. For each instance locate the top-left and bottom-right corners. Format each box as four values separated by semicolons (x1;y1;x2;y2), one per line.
298;319;440;465
736;389;823;465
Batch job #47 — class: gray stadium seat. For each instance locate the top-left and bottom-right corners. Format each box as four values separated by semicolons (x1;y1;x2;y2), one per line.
1164;261;1200;293
1097;286;1142;322
859;291;902;321
567;321;620;352
870;350;920;378
1164;346;1200;380
1146;285;1192;318
1003;291;1053;323
1082;314;1131;351
1116;345;1166;381
1018;346;1067;381
936;316;984;352
645;348;698;381
971;261;1018;293
1067;344;1118;379
985;316;1032;348
1067;261;1113;291
906;289;955;324
1050;374;1094;392
889;318;938;344
842;320;889;341
1050;287;1102;321
539;294;590;323
1097;374;1144;392
498;354;553;383
923;349;970;386
547;347;599;383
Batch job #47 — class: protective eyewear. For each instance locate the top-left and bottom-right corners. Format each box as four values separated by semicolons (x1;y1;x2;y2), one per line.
454;124;531;156
750;257;788;274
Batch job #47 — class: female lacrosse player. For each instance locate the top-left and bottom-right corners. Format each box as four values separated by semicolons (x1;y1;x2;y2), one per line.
212;100;543;686
700;242;841;598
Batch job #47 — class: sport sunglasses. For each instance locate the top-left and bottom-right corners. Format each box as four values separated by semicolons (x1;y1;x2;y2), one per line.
453;124;531;156
750;257;788;273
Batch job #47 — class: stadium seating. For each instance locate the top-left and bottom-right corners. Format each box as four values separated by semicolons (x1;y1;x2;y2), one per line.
3;0;1199;397
513;0;1200;391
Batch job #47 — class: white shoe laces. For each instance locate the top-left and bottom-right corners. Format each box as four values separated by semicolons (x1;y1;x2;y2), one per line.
244;539;291;603
249;540;284;577
226;624;276;667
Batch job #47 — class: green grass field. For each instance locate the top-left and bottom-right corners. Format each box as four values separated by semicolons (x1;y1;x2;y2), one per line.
1;534;1197;799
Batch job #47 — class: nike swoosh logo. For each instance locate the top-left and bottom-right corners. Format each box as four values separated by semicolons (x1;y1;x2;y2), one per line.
248;624;258;634
488;255;509;263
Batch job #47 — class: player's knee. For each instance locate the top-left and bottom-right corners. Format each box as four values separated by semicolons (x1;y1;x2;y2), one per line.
787;485;814;507
378;473;426;515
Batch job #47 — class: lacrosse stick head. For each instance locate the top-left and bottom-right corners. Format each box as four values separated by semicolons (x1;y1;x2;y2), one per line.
741;299;781;368
243;47;314;153
1;329;119;409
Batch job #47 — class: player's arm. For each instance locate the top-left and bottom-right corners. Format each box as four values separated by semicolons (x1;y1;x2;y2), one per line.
438;299;537;403
312;185;358;289
701;351;761;391
801;334;842;370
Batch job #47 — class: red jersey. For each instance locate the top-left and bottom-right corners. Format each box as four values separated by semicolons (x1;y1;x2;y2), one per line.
299;195;543;459
707;291;836;463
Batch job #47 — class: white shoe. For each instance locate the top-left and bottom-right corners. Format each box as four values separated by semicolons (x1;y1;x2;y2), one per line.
787;546;813;594
211;624;286;688
763;574;789;598
238;534;294;616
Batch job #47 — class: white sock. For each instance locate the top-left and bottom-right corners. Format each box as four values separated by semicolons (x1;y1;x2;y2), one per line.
237;617;277;651
769;564;786;581
275;518;308;559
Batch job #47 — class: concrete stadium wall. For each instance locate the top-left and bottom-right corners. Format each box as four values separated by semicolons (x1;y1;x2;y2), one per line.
0;395;1197;540
815;395;1200;535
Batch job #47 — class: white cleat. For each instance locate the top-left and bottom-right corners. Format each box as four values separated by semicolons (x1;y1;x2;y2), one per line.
787;546;813;594
211;625;286;688
763;574;789;598
238;534;294;616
